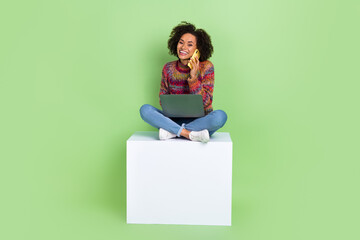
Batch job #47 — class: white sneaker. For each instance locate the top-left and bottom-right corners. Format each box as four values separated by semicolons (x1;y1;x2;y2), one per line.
159;128;177;140
189;129;210;143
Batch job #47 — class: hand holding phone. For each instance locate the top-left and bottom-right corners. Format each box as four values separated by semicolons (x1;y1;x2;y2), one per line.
188;49;200;69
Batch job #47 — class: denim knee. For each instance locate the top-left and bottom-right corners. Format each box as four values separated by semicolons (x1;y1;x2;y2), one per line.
212;110;228;128
139;104;153;120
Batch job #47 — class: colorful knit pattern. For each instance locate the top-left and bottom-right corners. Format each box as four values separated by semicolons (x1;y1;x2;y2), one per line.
160;60;215;115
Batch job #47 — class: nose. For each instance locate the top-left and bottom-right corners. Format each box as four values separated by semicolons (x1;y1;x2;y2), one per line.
179;45;186;51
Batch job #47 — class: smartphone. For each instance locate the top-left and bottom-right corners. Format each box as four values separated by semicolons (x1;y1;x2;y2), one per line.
188;49;200;69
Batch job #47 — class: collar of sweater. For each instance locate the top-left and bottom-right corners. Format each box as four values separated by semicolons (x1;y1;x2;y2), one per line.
176;60;190;73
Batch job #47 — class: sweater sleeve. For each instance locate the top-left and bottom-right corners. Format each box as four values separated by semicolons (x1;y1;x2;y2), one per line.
187;61;214;114
159;64;169;105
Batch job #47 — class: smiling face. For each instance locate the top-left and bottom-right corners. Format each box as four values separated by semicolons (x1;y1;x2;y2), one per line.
177;33;197;64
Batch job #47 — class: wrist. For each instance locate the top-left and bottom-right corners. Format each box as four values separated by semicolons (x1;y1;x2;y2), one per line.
188;76;197;82
188;73;199;82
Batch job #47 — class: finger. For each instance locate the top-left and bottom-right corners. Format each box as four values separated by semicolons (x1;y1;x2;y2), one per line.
192;60;197;70
190;59;195;70
195;58;199;68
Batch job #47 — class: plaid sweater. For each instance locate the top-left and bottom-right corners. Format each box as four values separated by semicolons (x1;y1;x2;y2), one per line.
159;60;214;115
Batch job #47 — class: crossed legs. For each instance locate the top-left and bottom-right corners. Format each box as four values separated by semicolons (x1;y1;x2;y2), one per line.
140;104;227;140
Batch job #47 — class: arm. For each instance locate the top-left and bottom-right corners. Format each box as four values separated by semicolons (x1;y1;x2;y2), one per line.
159;64;169;105
187;61;214;112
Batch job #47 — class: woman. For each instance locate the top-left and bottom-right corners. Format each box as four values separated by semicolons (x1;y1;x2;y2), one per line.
140;21;227;143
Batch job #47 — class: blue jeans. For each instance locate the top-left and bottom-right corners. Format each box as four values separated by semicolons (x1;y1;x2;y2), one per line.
140;104;227;137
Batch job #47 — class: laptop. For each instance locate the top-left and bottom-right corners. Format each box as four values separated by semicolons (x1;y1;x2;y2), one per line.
160;94;205;118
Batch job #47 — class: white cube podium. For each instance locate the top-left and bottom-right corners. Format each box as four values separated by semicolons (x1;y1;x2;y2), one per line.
126;131;232;226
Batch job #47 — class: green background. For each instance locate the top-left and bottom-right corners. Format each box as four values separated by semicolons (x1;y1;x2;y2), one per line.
1;0;359;239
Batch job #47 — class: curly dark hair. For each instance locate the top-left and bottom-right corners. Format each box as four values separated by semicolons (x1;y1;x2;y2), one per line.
167;21;214;62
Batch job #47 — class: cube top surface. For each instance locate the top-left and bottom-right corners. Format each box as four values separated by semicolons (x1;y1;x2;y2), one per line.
127;131;232;143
